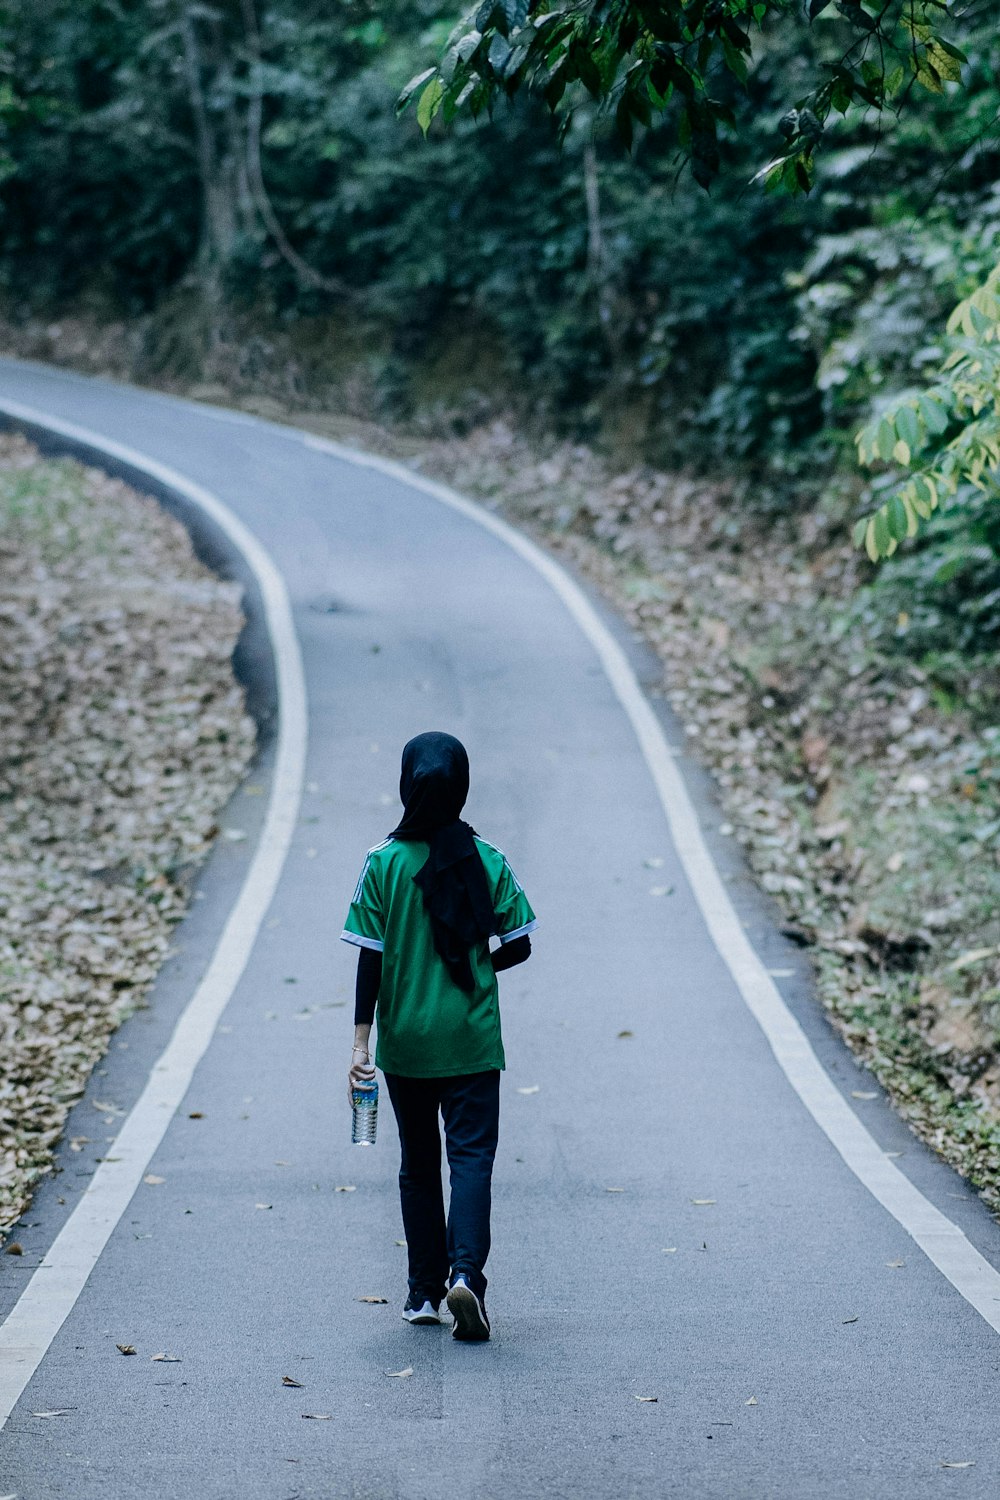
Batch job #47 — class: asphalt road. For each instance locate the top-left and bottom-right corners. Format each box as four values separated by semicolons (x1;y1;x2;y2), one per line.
1;359;999;1499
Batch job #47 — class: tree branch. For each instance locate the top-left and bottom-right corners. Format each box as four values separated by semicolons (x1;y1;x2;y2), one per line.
239;0;348;297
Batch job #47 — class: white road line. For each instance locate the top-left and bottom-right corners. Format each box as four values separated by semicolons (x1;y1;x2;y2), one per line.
293;429;1000;1336
0;400;308;1425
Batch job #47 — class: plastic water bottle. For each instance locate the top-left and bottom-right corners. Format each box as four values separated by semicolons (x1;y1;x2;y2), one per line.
351;1076;378;1146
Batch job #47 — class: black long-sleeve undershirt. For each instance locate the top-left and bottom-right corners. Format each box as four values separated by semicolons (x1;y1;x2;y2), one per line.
353;936;532;1026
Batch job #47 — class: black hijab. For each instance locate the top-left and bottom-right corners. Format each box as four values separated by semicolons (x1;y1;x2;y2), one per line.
389;732;496;993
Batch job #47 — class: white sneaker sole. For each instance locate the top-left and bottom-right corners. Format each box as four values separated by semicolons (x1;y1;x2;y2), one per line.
402;1303;441;1326
446;1283;490;1341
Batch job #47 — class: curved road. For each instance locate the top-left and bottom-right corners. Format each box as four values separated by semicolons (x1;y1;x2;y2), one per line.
0;359;999;1499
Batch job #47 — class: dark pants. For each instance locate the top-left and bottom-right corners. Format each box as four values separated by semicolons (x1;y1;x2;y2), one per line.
383;1069;500;1306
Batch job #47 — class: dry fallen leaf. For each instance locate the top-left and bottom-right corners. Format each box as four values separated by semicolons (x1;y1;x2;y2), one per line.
516;1086;540;1095
143;1174;165;1186
358;1296;388;1304
255;1203;273;1210
842;1315;859;1324
151;1353;181;1362
617;1030;634;1039
746;1396;758;1406
634;1395;658;1403
661;1247;677;1254
886;1259;905;1269
282;1376;304;1388
649;885;674;897
691;1198;716;1206
69;1137;90;1153
4;1242;23;1256
395;1239;407;1247
188;1111;204;1119
335;1185;356;1193
301;1413;331;1420
947;947;997;973
605;1187;625;1193
385;1367;414;1379
115;1344;137;1356
31;1409;76;1418
941;1462;975;1470
851;1090;878;1100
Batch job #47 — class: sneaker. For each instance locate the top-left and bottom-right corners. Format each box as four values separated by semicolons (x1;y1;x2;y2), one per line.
446;1276;490;1341
402;1296;442;1326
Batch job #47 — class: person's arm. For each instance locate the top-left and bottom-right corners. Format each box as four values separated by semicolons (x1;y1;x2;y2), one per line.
348;949;380;1103
492;934;531;973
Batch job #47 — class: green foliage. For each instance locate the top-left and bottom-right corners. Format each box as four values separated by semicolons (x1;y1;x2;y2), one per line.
856;266;1000;562
399;0;975;192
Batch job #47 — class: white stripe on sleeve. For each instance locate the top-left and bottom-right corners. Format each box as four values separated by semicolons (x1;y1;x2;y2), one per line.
498;919;537;945
340;930;385;953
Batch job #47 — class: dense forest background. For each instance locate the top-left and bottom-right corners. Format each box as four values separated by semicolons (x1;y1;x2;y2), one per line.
0;0;998;630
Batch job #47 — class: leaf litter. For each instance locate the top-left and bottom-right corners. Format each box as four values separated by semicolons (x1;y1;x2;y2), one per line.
0;435;254;1239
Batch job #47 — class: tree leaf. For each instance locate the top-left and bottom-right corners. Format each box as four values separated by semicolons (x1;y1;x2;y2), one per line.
416;78;445;135
396;67;436;113
895;405;922;449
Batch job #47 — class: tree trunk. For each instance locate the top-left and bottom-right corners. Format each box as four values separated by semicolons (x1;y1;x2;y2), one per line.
178;5;239;295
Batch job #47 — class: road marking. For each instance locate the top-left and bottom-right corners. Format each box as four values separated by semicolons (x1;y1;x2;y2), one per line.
294;429;1000;1336
0;400;308;1424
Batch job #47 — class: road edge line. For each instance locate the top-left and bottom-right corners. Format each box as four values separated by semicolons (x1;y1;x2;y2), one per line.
0;400;308;1423
297;428;1000;1336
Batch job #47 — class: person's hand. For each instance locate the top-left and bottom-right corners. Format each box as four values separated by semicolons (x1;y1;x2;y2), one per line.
348;1047;376;1107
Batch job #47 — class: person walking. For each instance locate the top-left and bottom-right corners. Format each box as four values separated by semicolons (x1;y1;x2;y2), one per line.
342;731;535;1342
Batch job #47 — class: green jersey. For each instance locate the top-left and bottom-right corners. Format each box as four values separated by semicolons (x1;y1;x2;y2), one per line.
341;836;536;1078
